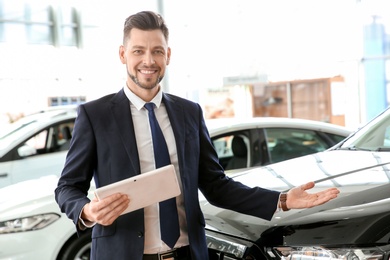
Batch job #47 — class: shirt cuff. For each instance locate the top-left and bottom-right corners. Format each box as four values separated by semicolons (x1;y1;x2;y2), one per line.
78;205;96;230
275;193;282;213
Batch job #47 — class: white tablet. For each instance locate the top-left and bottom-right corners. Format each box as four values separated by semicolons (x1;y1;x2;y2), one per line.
94;164;181;215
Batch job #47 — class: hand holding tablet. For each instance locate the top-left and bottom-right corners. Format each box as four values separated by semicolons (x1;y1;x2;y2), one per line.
94;164;181;215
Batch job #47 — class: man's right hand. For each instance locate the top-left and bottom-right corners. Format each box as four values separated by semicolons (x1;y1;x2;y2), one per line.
81;193;130;226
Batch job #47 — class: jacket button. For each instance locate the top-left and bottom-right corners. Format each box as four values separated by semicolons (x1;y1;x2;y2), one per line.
137;232;144;238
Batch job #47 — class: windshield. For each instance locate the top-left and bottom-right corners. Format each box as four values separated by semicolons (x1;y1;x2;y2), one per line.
339;107;390;151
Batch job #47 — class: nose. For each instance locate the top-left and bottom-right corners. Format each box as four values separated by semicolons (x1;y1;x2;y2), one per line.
143;52;155;65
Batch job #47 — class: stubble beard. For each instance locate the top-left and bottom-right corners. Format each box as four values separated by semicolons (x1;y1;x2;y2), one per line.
127;69;163;90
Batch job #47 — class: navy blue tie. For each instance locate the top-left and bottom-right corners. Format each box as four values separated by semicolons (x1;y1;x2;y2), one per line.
144;102;180;249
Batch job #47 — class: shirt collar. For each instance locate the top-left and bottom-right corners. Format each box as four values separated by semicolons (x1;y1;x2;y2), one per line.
123;84;163;111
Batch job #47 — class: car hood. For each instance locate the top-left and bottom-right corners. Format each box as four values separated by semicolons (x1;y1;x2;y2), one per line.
0;175;95;220
0;175;63;220
201;150;390;245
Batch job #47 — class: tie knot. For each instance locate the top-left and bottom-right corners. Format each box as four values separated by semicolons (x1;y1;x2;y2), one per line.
144;102;155;112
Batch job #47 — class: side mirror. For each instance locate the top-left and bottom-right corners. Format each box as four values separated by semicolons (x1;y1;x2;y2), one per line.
17;145;37;157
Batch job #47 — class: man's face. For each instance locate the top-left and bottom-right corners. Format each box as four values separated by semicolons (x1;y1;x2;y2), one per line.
119;28;171;92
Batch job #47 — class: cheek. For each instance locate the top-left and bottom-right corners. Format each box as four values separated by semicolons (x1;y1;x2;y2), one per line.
122;56;137;69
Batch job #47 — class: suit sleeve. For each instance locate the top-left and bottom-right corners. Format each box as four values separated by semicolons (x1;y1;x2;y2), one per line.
196;108;280;221
54;105;96;233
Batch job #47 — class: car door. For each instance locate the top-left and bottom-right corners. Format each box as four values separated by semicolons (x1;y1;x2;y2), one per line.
0;120;74;188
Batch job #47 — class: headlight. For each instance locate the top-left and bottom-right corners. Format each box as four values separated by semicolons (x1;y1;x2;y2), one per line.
0;213;60;234
271;246;390;260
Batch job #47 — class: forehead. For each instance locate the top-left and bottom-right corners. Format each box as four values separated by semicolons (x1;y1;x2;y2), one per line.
127;28;168;48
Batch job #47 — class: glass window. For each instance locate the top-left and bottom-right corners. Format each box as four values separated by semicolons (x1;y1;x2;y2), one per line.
0;1;85;47
55;122;74;151
27;2;51;23
61;5;75;25
213;135;233;160
61;26;77;46
17;121;74;159
325;132;348;144
1;1;25;20
27;24;52;44
0;1;53;44
266;128;329;163
60;5;78;46
212;132;250;171
25;130;47;150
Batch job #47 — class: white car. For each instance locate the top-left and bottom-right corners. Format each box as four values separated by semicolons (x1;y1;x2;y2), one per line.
0;175;94;260
0;107;352;188
0;107;77;188
0;112;353;259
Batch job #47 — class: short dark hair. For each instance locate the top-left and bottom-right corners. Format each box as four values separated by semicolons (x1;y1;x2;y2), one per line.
123;11;169;44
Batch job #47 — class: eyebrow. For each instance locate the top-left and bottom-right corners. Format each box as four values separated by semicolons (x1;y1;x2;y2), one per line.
131;45;165;50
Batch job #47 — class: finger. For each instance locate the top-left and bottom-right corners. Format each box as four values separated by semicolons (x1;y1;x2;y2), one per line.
93;194;129;224
99;199;129;225
300;181;315;191
98;194;129;213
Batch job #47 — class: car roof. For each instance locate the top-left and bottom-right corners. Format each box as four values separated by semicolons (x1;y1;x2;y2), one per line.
206;117;353;137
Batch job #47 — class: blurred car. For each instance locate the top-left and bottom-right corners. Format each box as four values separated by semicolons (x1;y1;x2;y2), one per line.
0;175;94;260
0;106;351;188
203;107;390;259
0;106;77;188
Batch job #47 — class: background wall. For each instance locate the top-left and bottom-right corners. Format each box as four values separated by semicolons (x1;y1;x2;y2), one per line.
0;0;389;128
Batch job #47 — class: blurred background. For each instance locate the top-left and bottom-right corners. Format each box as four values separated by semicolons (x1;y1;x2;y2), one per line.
1;0;389;128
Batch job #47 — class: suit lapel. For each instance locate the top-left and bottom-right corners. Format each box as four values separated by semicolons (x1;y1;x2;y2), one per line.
163;93;186;170
110;89;140;176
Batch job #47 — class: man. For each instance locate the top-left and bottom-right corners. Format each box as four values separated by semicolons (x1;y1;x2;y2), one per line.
55;11;339;260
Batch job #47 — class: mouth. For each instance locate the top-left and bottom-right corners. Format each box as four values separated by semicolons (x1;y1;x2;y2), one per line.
139;69;158;75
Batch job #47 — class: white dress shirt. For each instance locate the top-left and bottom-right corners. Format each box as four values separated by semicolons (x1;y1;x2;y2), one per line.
123;86;189;253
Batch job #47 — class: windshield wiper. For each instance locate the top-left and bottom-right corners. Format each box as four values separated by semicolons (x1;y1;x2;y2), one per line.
375;147;390;151
337;146;373;151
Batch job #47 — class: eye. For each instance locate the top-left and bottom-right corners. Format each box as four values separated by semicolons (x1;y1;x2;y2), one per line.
133;50;143;55
153;50;165;55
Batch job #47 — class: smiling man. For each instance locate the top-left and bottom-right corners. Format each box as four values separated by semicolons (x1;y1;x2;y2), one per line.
55;11;339;260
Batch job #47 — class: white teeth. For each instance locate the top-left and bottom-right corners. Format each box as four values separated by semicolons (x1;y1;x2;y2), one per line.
140;70;154;74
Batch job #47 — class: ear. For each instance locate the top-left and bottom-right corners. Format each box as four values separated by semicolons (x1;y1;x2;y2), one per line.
119;45;126;64
166;47;171;65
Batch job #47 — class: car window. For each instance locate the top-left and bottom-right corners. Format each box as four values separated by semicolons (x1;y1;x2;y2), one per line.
25;130;48;150
265;128;329;163
18;121;74;159
213;135;233;159
324;132;347;144
212;132;250;170
0;120;40;150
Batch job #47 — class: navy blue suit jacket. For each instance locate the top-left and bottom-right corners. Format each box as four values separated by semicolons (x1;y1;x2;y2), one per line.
55;89;280;260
